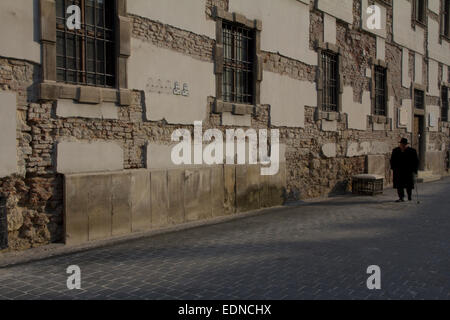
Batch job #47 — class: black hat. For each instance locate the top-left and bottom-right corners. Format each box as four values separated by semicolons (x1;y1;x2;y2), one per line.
400;138;409;145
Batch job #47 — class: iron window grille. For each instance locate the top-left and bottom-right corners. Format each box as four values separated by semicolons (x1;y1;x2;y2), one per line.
442;87;449;122
222;21;255;104
56;0;116;87
321;51;339;112
414;89;425;109
414;0;426;25
374;66;387;116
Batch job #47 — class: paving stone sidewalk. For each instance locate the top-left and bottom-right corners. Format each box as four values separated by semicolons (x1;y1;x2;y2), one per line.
0;179;449;300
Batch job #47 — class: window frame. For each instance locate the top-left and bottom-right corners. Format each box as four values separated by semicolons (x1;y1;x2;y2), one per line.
321;50;339;113
212;7;263;116
442;0;450;39
316;41;343;116
221;20;255;105
55;0;116;88
414;88;425;110
39;0;131;105
413;0;427;27
373;65;388;116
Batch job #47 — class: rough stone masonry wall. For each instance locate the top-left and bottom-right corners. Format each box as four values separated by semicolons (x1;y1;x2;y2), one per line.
0;58;63;250
1;0;449;251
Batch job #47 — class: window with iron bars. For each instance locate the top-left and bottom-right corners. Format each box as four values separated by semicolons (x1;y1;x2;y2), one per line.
442;86;449;122
222;21;255;104
374;66;387;116
443;0;450;37
414;0;426;25
56;0;116;87
321;51;339;112
414;89;425;109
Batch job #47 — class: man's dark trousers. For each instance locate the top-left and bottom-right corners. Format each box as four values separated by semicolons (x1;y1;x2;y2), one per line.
397;188;412;201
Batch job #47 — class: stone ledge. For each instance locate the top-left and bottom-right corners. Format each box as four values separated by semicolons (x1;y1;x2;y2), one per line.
369;58;388;68
412;82;427;92
39;82;132;106
315;110;344;122
414;108;426;116
212;6;262;31
315;40;343;54
213;99;256;115
369;115;390;125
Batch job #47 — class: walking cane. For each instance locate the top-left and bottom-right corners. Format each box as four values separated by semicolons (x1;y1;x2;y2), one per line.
415;174;420;204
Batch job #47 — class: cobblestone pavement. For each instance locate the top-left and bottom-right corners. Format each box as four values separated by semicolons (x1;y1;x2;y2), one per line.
0;179;449;300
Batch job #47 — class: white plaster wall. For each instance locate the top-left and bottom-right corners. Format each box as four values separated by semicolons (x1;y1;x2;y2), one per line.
376;37;385;61
428;0;440;14
228;0;317;65
129;38;215;125
341;87;371;131
402;48;411;88
428;60;440;97
261;71;317;128
147;143;180;170
361;0;387;39
0;0;40;63
415;53;423;84
324;14;337;45
57;141;124;174
147;141;287;169
317;0;354;24
322;120;337;132
0;91;18;178
346;141;390;157
221;113;251;127
428;18;450;65
393;0;425;55
426;105;441;132
128;0;215;39
399;99;413;133
56;100;119;120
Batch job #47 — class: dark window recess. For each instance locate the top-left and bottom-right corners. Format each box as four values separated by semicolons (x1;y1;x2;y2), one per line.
222;21;255;104
442;87;449;122
414;0;426;24
374;66;387;116
0;197;8;250
443;0;450;37
56;0;116;87
321;51;339;112
414;89;425;109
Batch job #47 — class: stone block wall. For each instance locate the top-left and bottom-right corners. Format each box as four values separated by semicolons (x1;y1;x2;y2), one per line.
64;165;286;246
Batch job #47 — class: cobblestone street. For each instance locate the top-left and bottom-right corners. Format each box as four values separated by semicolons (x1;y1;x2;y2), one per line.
0;179;449;300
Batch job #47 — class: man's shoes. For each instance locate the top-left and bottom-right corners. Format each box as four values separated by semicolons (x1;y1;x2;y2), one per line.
395;199;405;203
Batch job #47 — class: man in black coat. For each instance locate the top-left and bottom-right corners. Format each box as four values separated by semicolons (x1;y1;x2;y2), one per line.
390;138;419;202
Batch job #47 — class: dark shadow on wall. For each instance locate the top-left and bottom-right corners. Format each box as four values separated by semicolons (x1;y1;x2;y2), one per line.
27;0;42;103
328;180;350;197
33;0;40;44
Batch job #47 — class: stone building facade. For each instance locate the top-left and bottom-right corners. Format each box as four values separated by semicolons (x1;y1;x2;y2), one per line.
0;0;449;251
